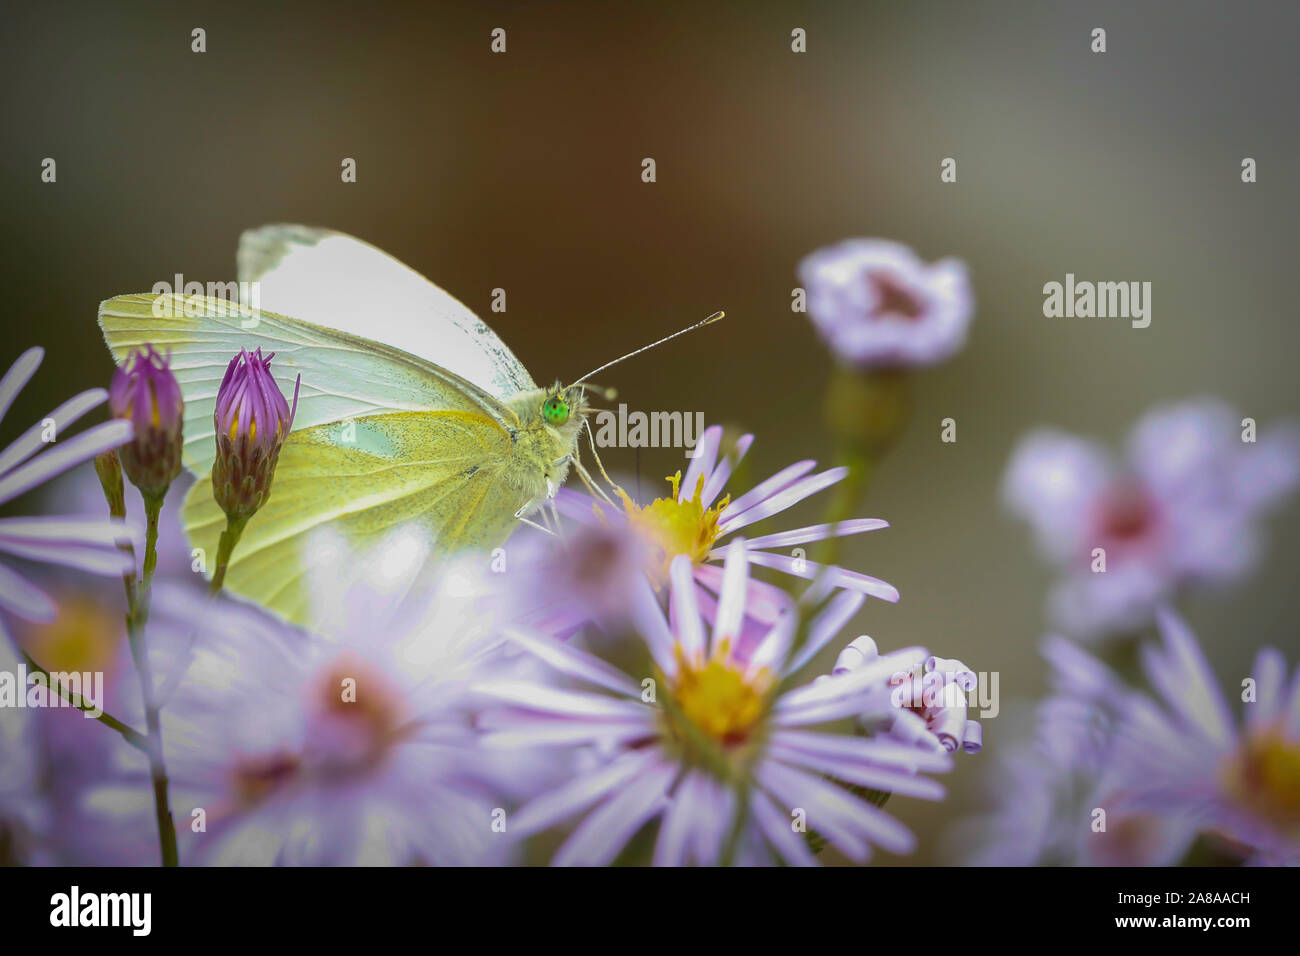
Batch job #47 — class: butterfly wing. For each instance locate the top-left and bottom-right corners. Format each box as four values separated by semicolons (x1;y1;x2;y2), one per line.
182;411;530;628
237;224;537;401
99;292;518;476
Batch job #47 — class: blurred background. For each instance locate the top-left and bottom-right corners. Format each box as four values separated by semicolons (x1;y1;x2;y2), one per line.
1;0;1297;863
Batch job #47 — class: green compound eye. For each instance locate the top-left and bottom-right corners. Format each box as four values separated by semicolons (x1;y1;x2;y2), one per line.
542;396;569;425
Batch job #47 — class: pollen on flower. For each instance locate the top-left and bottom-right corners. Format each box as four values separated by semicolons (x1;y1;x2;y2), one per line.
670;644;772;745
618;472;729;584
1223;727;1300;831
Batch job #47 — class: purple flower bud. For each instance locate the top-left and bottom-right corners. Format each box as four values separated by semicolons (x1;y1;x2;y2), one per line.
108;345;184;496
212;348;301;522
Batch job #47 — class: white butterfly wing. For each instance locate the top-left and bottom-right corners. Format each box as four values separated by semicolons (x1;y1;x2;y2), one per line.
99;293;516;476
237;224;537;401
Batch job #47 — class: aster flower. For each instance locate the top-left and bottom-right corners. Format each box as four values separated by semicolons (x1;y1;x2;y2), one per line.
1002;398;1300;640
88;551;544;866
1101;608;1300;865
108;345;184;498
556;424;898;629
211;347;300;524
473;542;951;866
0;347;134;626
946;706;1195;867
950;620;1263;868
798;239;973;368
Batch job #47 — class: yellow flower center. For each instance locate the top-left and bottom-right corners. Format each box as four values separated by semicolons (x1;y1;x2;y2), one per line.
616;472;728;584
1223;727;1300;831
22;597;122;676
670;644;772;746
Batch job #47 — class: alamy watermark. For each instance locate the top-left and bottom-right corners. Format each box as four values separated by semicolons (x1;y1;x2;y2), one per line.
590;405;707;454
149;275;261;326
0;665;104;719
1042;273;1151;328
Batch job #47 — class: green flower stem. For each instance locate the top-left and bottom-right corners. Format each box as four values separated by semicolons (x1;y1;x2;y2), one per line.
20;651;148;752
817;367;912;567
209;515;248;596
125;490;178;868
141;491;164;594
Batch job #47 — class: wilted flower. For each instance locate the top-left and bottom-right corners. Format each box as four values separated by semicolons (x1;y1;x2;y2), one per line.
474;542;951;866
0;348;134;625
798;239;974;368
1003;398;1300;640
211;348;300;523
108;345;184;497
557;424;898;630
833;638;984;756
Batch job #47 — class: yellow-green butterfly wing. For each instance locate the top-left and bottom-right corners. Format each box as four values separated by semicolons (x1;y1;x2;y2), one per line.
99;289;578;630
99;292;519;476
181;411;530;626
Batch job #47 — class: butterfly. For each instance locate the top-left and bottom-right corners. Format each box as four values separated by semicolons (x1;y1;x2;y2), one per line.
99;225;719;627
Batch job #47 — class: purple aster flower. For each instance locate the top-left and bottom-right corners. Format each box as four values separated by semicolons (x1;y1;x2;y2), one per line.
108;345;184;496
0;348;134;625
1003;398;1300;640
798;239;974;368
211;348;300;522
473;541;951;866
556;424;899;630
1101;608;1300;865
88;556;545;866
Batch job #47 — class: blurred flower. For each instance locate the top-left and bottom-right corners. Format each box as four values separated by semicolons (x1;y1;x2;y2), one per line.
1003;398;1300;640
0;347;134;626
88;553;539;866
557;424;898;630
211;348;300;522
108;345;184;497
833;637;983;756
474;542;950;866
1104;608;1300;865
490;520;654;639
798;239;973;368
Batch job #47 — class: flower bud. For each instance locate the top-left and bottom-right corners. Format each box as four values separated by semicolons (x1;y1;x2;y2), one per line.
93;450;126;519
108;345;184;497
212;348;300;522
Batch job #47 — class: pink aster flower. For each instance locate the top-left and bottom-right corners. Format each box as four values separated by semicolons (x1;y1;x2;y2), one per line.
473;542;951;866
798;239;974;368
556;424;898;631
0;348;134;627
1003;398;1300;640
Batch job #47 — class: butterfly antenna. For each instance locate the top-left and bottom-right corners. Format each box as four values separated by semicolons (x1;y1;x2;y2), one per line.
570;311;724;388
